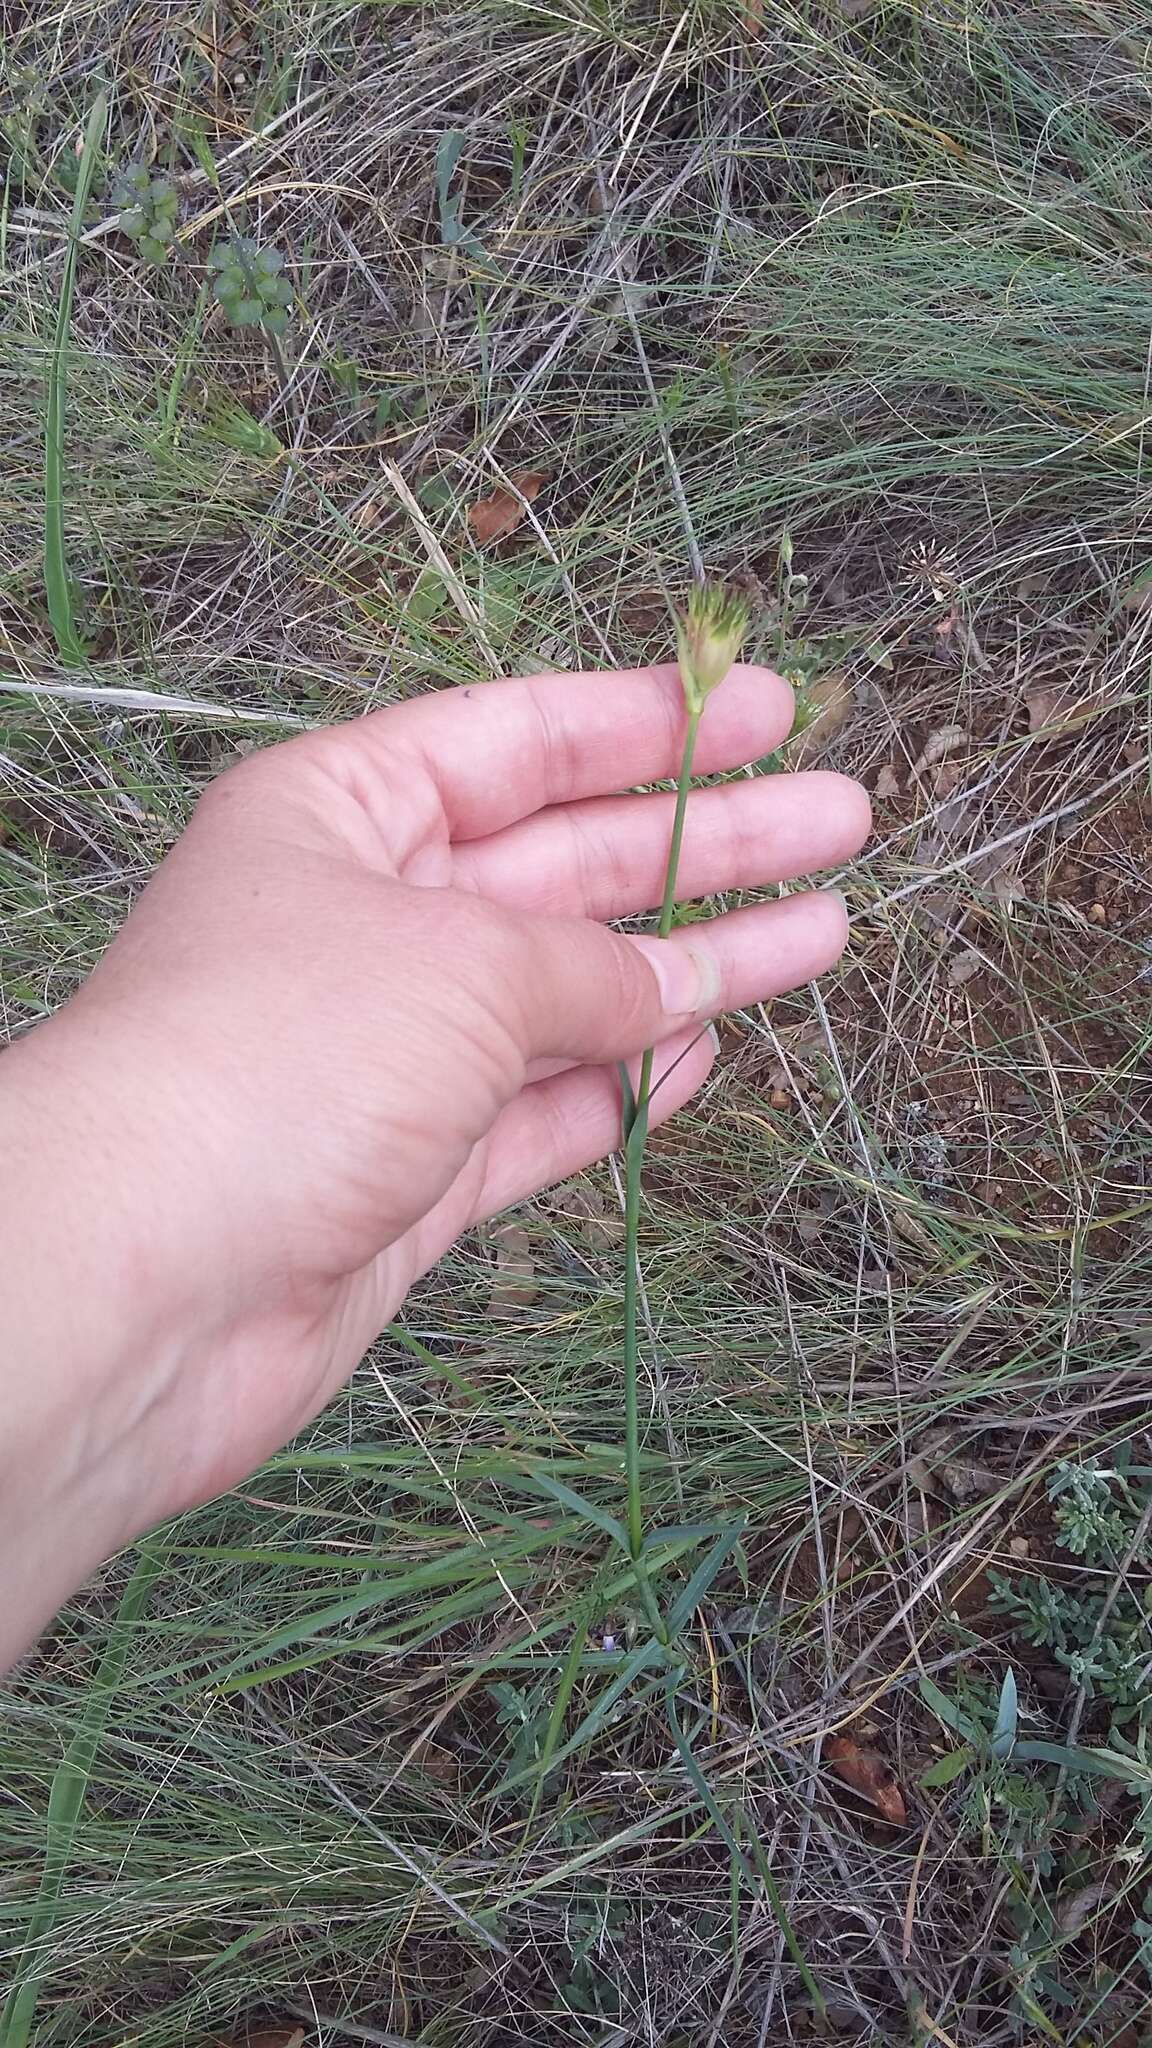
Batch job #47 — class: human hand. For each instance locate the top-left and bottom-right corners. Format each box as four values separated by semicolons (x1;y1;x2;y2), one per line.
1;661;869;1652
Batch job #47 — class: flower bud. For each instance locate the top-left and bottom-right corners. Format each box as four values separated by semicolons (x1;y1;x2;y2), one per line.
675;583;750;715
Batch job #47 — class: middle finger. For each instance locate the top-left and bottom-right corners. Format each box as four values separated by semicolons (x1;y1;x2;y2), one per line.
451;770;870;920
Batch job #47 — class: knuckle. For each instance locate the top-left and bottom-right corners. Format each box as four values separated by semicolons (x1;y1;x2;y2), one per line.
603;934;653;1037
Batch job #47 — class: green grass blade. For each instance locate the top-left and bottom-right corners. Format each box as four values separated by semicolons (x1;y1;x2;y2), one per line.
990;1665;1019;1761
742;1808;828;2019
44;90;106;667
0;1538;164;2048
522;1617;590;1828
494;1641;667;1799
664;1519;746;1638
919;1674;982;1745
665;1682;754;1886
512;1471;631;1553
1012;1741;1152;1784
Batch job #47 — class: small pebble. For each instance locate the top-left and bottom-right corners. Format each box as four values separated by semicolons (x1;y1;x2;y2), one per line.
1009;1535;1030;1557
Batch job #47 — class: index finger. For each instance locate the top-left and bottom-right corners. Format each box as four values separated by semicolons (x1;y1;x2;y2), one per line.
344;662;794;845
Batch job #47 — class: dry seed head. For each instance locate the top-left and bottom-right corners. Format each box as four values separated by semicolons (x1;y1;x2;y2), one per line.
675;584;750;715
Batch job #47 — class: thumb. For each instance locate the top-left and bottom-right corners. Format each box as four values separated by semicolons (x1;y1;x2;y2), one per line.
500;890;847;1066
494;909;714;1066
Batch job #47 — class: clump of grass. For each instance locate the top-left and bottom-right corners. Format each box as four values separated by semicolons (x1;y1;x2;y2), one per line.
0;1543;165;2048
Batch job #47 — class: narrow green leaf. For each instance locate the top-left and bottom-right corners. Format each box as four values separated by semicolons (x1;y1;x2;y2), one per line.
194;1524;561;1689
642;1522;725;1556
512;1472;630;1553
494;1641;665;1798
44;91;106;667
214;1569;538;1694
523;1619;590;1824
666;1684;755;1885
1012;1740;1152;1783
920;1746;974;1789
990;1666;1018;1761
387;1321;482;1402
665;1520;746;1638
918;1674;981;1745
435;129;466;245
742;1807;828;2017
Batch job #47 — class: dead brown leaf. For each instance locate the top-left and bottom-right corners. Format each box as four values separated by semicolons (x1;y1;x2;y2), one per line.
1024;674;1122;735
912;723;967;775
908;1426;999;1504
1055;1880;1111;1936
488;1220;537;1314
1025;681;1073;733
824;1735;907;1823
348;495;383;532
762;1017;824;1094
932;758;967;801
971;856;1024;913
467;471;547;545
544;1178;622;1253
409;1736;460;1784
789;670;853;766
873;763;901;800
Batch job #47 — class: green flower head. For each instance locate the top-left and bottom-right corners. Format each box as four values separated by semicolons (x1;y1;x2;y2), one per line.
675;583;750;715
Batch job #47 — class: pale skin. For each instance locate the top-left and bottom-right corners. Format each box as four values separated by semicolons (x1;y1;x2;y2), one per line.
0;662;870;1666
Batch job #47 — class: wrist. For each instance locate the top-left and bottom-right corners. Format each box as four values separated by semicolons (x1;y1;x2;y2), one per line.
0;1015;185;1660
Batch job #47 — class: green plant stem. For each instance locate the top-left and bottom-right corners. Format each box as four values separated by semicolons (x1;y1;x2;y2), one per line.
623;705;702;1566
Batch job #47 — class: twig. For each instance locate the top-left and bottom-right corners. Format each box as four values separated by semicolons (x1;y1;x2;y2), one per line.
0;675;306;724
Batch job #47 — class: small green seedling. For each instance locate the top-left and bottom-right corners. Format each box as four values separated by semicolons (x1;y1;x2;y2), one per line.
113;165;179;263
207;236;293;333
920;1664;1020;1790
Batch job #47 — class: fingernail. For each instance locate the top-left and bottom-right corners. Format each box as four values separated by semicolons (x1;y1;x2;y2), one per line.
827;887;850;924
705;1020;720;1054
632;936;722;1018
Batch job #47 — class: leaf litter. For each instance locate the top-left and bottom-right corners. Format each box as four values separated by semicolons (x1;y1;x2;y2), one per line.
823;1735;908;1824
467;470;547;545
